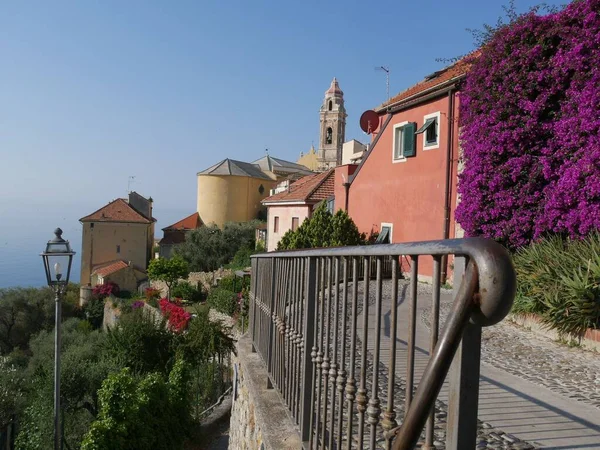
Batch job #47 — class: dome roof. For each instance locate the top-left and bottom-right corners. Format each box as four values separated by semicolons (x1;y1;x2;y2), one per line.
325;77;343;96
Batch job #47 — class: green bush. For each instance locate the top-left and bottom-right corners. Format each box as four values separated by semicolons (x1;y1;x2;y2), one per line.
226;245;256;270
104;309;175;375
171;281;205;303
277;203;366;250
81;359;190;450
218;275;249;294
513;233;600;337
207;288;237;316
84;296;105;329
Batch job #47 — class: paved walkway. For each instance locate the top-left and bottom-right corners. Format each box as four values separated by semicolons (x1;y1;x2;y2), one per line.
357;280;600;449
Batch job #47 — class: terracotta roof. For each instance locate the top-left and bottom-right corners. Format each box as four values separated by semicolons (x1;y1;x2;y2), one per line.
376;53;478;111
162;213;202;231
80;198;154;223
92;260;129;277
262;169;335;204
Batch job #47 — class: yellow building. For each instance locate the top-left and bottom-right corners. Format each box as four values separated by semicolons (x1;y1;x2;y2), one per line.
79;192;155;291
297;145;320;172
196;157;312;227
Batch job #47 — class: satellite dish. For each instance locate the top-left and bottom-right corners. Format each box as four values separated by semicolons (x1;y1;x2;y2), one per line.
360;110;379;134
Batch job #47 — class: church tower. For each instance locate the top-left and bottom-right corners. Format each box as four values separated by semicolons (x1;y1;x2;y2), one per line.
318;78;347;170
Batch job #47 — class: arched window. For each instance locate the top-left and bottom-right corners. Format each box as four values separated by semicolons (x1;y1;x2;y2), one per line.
326;127;333;144
328;100;333;111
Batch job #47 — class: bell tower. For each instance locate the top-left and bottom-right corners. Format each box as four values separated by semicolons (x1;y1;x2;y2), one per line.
318;77;347;170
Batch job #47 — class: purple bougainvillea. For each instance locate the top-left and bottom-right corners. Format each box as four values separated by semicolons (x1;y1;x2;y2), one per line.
456;0;600;249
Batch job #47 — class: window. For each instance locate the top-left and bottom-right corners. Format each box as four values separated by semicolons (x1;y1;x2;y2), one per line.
375;223;393;244
392;122;416;161
326;197;334;213
416;112;440;149
328;100;333;111
292;217;299;231
90;223;94;229
116;245;121;254
326;127;333;144
274;216;279;233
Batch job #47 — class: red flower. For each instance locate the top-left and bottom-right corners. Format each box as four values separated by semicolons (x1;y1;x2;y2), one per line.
158;298;191;332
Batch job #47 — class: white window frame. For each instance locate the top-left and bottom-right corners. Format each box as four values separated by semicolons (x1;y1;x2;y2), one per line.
392;121;409;163
381;222;393;243
422;111;441;150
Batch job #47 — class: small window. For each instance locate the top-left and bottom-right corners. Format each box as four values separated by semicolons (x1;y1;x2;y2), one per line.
326;198;334;213
326;127;333;145
416;113;440;148
274;216;279;233
90;223;94;229
393;123;416;160
116;245;121;254
328;100;333;111
375;226;391;244
291;217;299;231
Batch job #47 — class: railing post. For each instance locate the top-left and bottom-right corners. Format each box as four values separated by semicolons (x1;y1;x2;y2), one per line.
266;258;278;389
446;256;481;450
250;258;258;352
301;256;317;444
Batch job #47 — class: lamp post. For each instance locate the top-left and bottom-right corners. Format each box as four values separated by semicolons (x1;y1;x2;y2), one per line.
41;228;75;450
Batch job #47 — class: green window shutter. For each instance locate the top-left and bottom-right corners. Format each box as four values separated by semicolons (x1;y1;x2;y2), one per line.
402;122;416;157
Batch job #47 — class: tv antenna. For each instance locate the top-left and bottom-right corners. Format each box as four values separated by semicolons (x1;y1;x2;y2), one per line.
127;176;136;194
375;66;390;102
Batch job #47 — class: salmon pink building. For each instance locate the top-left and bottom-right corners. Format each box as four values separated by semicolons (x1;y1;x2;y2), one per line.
341;58;473;281
262;170;335;251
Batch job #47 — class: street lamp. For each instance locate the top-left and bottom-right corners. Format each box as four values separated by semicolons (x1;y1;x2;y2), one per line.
41;228;75;450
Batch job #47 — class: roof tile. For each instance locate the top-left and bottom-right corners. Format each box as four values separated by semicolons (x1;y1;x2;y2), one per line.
162;213;203;231
376;53;478;111
80;199;153;223
92;260;129;277
262;169;335;204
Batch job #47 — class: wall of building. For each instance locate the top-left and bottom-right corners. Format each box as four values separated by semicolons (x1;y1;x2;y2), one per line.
334;164;358;212
80;221;151;286
197;175;277;227
98;267;146;293
347;93;460;278
341;140;366;165
297;148;319;172
266;204;311;251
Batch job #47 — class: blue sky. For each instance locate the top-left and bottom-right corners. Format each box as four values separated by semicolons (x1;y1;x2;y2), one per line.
0;0;545;231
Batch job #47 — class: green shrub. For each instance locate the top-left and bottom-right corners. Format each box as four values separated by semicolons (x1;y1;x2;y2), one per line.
84;296;105;330
104;310;174;375
171;281;205;303
226;245;256;270
217;275;249;294
514;233;600;337
207;288;237;316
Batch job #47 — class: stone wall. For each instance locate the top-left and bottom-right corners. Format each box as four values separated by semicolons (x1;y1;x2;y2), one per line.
229;335;302;450
150;268;234;297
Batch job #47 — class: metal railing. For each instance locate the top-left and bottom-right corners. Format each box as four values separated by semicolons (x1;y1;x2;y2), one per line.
249;238;515;449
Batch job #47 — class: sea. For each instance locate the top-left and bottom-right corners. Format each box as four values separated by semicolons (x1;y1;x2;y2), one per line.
0;200;189;289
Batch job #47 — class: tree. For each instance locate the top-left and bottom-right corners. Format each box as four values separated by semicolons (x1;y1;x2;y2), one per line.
0;286;81;355
455;0;600;249
147;256;189;298
15;319;113;449
175;221;259;272
81;359;190;450
277;203;365;250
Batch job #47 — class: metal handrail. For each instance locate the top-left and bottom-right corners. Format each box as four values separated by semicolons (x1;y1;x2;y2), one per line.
249;237;516;449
